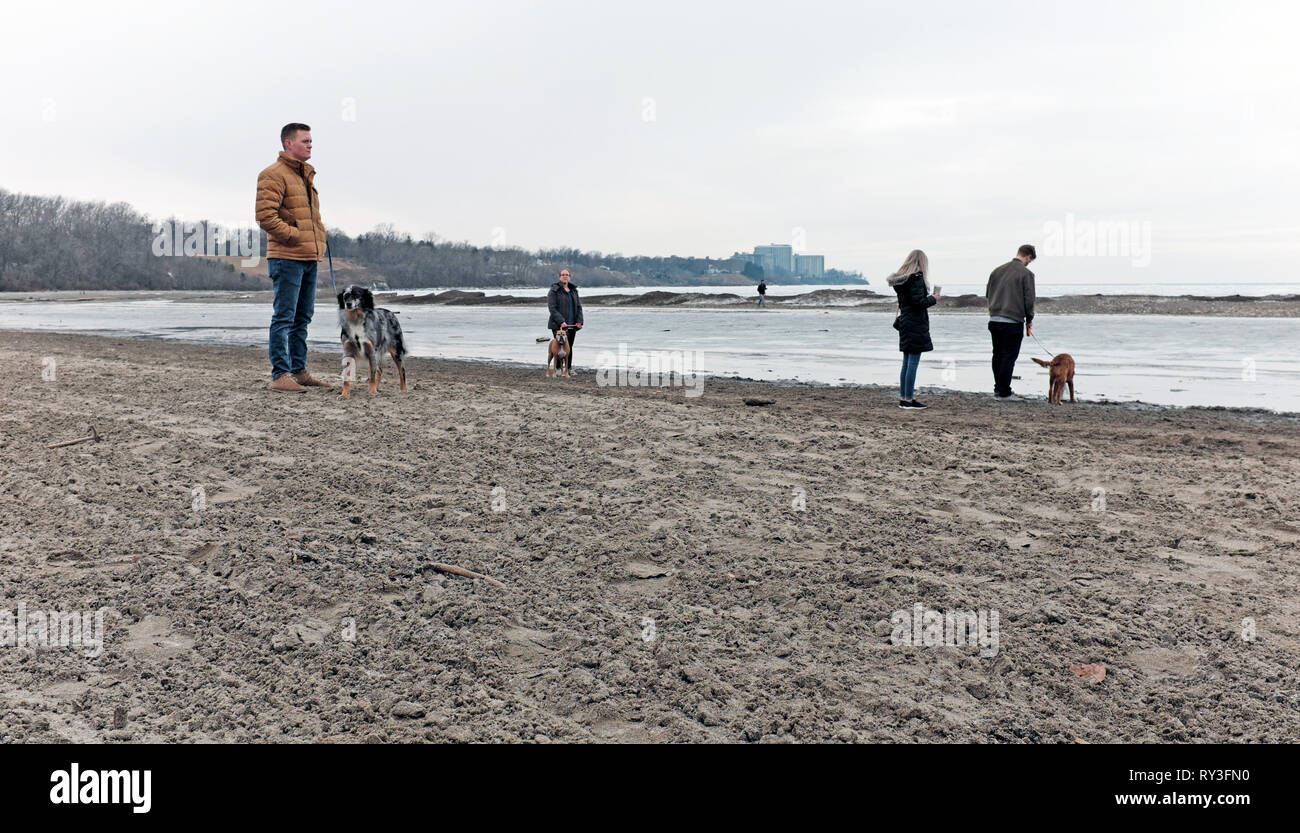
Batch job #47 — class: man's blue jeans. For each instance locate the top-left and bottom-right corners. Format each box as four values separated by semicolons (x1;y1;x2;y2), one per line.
268;258;318;379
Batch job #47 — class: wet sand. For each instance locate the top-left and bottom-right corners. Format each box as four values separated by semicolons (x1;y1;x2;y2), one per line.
2;330;1298;742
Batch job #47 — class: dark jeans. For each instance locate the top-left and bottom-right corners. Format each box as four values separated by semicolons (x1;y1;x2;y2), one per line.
899;352;921;399
988;321;1024;396
268;258;318;379
551;326;578;370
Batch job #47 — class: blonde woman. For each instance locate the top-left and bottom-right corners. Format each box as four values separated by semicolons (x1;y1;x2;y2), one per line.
887;249;941;409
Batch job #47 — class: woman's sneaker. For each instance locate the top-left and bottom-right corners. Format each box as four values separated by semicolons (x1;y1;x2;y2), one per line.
899;399;928;410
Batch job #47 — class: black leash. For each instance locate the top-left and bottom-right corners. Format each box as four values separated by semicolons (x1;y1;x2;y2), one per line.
326;242;338;295
1030;330;1058;358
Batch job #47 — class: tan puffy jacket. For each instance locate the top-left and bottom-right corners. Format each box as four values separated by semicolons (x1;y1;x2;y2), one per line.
255;152;326;262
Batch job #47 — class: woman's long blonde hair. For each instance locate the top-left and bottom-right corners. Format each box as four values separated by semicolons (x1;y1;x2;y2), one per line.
887;249;931;291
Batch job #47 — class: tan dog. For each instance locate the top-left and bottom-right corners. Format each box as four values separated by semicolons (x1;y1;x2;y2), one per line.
546;329;570;378
1031;354;1076;405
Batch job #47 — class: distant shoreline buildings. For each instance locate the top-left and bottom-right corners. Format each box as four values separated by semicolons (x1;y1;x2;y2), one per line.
735;244;825;279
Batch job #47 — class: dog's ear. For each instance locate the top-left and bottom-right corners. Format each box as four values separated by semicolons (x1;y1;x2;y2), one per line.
337;292;345;308
360;289;375;310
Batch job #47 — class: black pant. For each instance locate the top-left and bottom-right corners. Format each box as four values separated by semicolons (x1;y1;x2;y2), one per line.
551;326;577;370
988;321;1024;397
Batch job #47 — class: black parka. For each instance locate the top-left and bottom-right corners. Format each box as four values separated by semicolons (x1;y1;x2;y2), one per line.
547;282;584;330
892;272;936;353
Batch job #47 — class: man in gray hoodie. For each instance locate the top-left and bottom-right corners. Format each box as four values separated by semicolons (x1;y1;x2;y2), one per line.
986;244;1037;400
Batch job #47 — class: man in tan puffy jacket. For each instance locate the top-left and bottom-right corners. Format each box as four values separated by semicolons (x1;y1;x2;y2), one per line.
256;122;331;391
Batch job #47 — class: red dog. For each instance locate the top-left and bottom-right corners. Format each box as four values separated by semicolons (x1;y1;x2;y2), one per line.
1031;354;1076;405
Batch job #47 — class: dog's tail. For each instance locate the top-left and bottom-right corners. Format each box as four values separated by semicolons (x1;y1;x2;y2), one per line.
1032;357;1058;367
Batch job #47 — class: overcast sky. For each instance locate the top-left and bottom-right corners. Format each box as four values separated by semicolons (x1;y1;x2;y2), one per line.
3;0;1297;285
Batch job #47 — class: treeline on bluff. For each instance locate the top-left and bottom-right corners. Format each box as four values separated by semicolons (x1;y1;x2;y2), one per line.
326;224;754;288
0;189;260;291
0;188;860;291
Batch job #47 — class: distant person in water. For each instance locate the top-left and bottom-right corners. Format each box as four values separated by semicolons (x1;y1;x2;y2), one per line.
887;250;940;410
757;279;767;307
986;244;1037;401
547;269;584;375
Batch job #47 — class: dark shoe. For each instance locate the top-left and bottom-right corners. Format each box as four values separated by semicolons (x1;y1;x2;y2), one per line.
899;399;928;410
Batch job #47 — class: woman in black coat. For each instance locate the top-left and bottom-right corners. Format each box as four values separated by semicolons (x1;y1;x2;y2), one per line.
546;268;584;374
887;249;941;410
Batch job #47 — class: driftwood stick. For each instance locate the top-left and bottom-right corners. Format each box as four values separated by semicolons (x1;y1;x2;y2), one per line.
431;562;506;589
46;425;102;449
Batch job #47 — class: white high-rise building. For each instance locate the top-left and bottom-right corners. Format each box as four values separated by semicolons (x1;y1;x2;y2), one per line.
753;244;793;273
794;254;825;278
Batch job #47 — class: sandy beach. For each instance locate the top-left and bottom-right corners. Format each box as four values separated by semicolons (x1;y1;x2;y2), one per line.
2;330;1298;743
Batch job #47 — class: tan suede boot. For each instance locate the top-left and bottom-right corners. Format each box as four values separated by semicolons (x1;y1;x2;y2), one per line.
269;374;306;392
292;371;332;388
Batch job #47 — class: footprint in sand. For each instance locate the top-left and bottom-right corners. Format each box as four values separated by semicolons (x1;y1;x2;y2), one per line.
208;481;262;505
1128;648;1199;680
124;615;195;658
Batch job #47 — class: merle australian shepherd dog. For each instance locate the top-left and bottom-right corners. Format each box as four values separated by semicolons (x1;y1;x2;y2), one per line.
337;284;408;399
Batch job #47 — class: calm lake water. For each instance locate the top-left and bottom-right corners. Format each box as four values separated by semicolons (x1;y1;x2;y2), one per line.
2;298;1296;412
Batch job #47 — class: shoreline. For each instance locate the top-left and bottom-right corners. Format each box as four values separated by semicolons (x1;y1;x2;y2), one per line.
3;288;1299;317
4;327;1299;420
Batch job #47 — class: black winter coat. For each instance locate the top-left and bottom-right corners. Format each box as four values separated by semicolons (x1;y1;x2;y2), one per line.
547;282;584;330
892;272;936;353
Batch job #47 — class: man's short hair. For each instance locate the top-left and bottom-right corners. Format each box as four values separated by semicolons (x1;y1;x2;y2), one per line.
280;123;311;148
1017;244;1037;261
